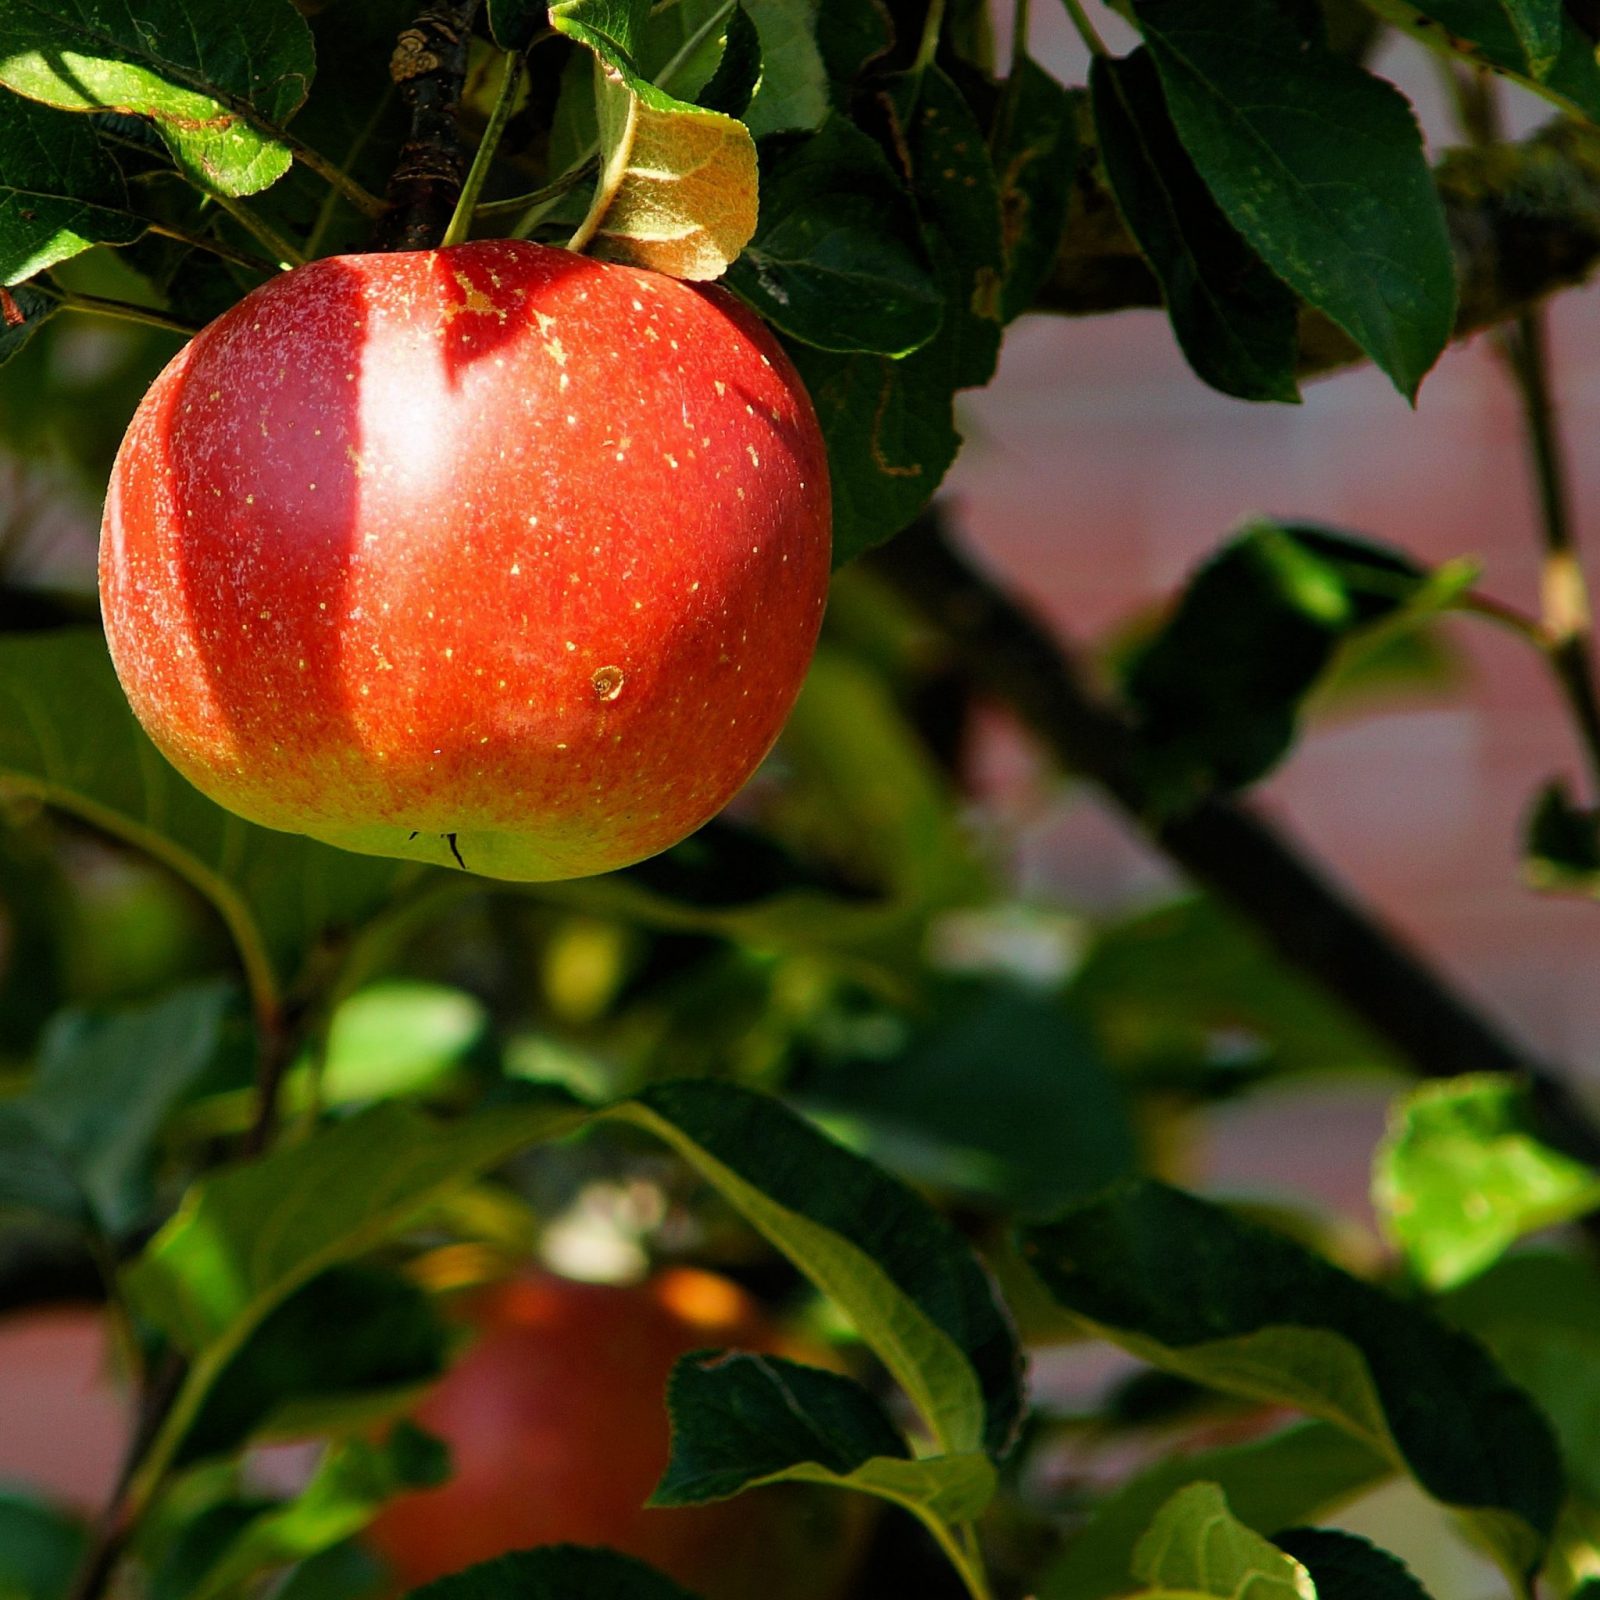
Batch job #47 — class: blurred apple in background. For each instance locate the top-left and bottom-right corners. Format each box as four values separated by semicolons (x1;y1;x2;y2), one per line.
366;1267;871;1599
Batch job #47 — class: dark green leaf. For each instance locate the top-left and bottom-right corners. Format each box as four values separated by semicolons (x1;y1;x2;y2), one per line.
0;1493;89;1600
1524;777;1600;893
1020;1179;1563;1577
485;0;546;50
177;1265;453;1466
1041;1422;1390;1600
613;1079;1023;1459
726;116;944;355
407;1547;703;1600
814;0;893;99
788;336;961;566
1091;51;1300;403
0;0;315;196
1369;0;1600;115
1374;1073;1600;1290
28;980;233;1236
1443;1252;1600;1503
800;979;1136;1215
1122;523;1472;807
0;630;414;999
273;1543;388;1600
657;1352;909;1502
0;90;144;283
655;1352;996;1523
1131;0;1456;398
0;1101;90;1229
988;57;1078;323
0;281;57;366
900;65;1006;390
741;0;829;136
697;3;762;119
1273;1527;1434;1600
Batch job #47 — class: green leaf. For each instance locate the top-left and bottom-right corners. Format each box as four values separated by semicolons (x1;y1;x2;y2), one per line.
1374;1074;1600;1291
27;980;233;1236
988;56;1078;323
800;979;1137;1215
725;115;944;355
652;1350;998;1523
655;1351;911;1501
814;0;892;99
553;0;759;279
1130;1482;1315;1599
1272;1528;1435;1600
0;0;315;196
0;630;414;1002
1041;1422;1391;1600
319;981;488;1104
0;1493;89;1600
1130;0;1456;398
1365;0;1600;117
697;3;762;118
485;0;547;51
0;90;144;284
1091;51;1300;403
1443;1252;1600;1504
741;0;829;136
0;281;56;366
788;336;961;565
176;1429;449;1600
272;1544;388;1600
609;1080;1023;1459
1019;1179;1563;1580
896;64;1005;390
176;1265;453;1467
406;1547;704;1600
1122;523;1474;808
654;1349;996;1524
126;1080;1018;1492
1070;896;1405;1086
1524;778;1600;894
0;1101;91;1229
123;1096;585;1361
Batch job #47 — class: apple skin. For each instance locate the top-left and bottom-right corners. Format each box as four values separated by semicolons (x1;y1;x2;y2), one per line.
364;1269;870;1599
100;241;831;880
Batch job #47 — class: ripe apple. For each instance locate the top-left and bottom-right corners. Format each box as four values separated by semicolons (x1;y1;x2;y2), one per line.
100;241;831;880
364;1268;870;1600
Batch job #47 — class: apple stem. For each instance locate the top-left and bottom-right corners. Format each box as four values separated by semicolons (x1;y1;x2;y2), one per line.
442;47;526;249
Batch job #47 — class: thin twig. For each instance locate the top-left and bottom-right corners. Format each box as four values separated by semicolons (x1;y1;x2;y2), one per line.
1499;309;1600;801
43;288;198;338
145;221;274;274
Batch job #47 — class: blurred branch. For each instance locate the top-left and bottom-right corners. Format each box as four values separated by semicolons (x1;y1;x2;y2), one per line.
1036;114;1600;378
870;511;1600;1167
372;0;483;251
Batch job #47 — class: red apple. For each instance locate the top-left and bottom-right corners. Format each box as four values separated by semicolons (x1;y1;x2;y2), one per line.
100;241;831;880
364;1268;871;1599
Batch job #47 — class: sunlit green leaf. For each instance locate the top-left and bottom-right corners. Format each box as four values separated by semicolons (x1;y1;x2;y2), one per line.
1375;1074;1600;1290
0;0;314;196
